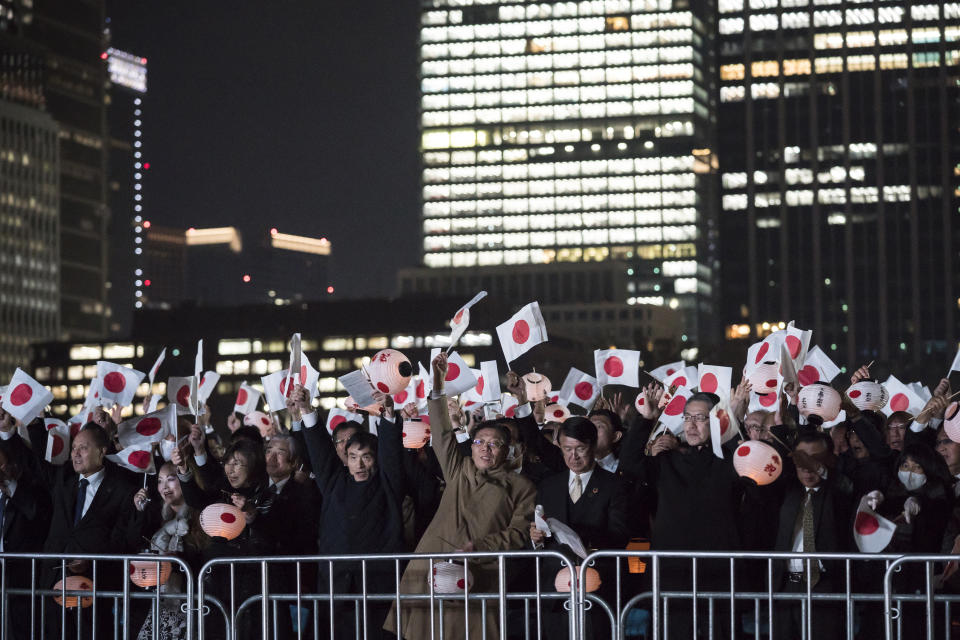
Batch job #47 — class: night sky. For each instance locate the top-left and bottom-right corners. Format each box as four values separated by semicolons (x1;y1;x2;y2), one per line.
107;2;422;298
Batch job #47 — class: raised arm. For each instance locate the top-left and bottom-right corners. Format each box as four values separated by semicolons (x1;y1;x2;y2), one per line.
293;385;342;494
373;392;406;505
428;352;465;481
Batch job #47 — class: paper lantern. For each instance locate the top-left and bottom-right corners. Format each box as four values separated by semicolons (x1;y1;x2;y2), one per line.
544;403;570;423
733;441;782;486
747;362;779;395
367;349;413;395
344;396;383;415
243;411;275;437
797;383;842;422
402;420;431;449
944;402;960;444
129;559;172;588
199;503;246;540
847;381;888;411
430;561;474;594
53;576;93;608
523;372;552;402
554;566;601;593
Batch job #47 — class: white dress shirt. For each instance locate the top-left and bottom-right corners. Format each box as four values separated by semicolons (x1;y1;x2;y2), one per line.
78;467;107;519
596;452;618;473
788;486;824;573
569;468;595;497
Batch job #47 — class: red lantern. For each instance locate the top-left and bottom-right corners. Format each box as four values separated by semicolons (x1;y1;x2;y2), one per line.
430;561;474;594
199;503;246;540
367;349;413;395
733;441;783;486
523;372;552;402
130;559;172;588
53;576;94;608
554;566;601;593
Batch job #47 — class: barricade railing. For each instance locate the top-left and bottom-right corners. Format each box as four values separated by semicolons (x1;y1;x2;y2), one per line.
196;550;577;640
0;552;194;640
883;554;960;640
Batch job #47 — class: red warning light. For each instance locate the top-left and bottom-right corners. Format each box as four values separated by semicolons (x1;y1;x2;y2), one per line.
143;162;151;170
100;52;108;60
242;274;252;283
142;220;151;229
326;286;334;294
144;279;152;287
141;57;147;64
270;227;278;236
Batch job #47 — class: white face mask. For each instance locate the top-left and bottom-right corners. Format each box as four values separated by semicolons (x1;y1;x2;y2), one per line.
899;470;926;492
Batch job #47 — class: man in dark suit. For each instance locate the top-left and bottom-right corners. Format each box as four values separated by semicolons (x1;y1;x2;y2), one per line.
43;424;138;639
773;431;854;640
530;417;630;639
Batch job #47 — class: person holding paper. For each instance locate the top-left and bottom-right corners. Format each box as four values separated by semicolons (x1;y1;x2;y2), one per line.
384;352;536;640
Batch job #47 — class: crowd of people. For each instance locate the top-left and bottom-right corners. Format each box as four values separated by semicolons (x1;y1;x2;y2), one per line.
1;340;959;640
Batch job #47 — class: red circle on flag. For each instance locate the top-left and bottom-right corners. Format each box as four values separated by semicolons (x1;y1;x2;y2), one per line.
664;395;686;416
136;417;162;436
51;434;64;457
759;393;777;407
553;409;565;418
220;512;237;524
329;415;346;430
176;385;190;406
200;375;207;387
376;382;390;393
798;366;820;386
512;320;530;344
785;335;802;359
476;376;485;395
445;364;461;382
718;411;730;435
416;380;425;398
453;309;465;324
890;393;909;412
854;512;879;535
666;368;677;376
128;451;151;469
603;356;624;377
673;376;687;388
394;391;409;404
700;373;718;393
505;405;516;418
755;343;769;364
765;379;778;389
236;388;248;405
848;390;862;399
575;382;594;401
103;372;127;393
300;365;308;385
9;383;33;407
737;444;751;457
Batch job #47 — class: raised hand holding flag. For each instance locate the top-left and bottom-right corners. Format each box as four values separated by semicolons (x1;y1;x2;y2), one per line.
448;291;488;353
496;302;548;365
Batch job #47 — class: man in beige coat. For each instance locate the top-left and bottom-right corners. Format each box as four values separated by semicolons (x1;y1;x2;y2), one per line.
384;352;536;640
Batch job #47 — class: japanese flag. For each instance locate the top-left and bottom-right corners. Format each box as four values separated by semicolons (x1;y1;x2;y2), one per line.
443;351;479;397
1;368;53;424
449;291;488;351
500;393;520;418
197;371;221;405
147;348;166;385
708;404;738;459
665;366;699;391
649;361;685;384
44;418;71;465
95;361;146;408
293;351;321;398
558;367;601;410
697;364;732;404
883;375;925;416
784;322;812;368
908;383;932;404
107;444;156;474
325;407;362;434
746;332;786;377
415;363;431;411
798;346;841;387
496;301;548;365
391;378;417;408
853;496;896;553
234;382;261;415
460;370;484;409
261;370;295;413
83;378;101;410
479;361;502;403
659;386;693;435
117;405;176;448
748;375;783;413
166;376;198;416
594;349;641;388
67;409;94;438
949;347;960;374
194;339;203;380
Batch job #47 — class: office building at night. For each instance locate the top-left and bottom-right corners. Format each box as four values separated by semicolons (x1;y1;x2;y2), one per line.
716;0;960;365
417;0;719;345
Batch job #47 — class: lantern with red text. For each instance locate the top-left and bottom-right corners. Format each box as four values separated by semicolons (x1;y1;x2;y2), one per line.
797;383;842;423
199;503;246;540
53;576;94;608
129;559;172;588
554;566;602;593
733;441;783;486
430;561;475;594
523;372;552;402
846;381;888;412
367;349;413;395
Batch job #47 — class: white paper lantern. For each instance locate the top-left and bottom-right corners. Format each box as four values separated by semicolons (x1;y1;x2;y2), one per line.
402;420;431;449
748;362;779;395
797;383;842;422
199;503;246;540
344;396;383;415
367;349;413;395
243;411;275;437
544;404;570;423
523;372;552;402
430;561;474;594
129;559;172;588
554;566;601;593
53;576;93;608
847;381;888;411
733;440;783;486
944;402;960;444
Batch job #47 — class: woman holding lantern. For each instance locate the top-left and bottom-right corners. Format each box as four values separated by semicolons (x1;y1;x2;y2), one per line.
384;352;536;640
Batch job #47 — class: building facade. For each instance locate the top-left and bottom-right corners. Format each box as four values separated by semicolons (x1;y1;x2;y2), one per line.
417;0;719;344
717;0;960;365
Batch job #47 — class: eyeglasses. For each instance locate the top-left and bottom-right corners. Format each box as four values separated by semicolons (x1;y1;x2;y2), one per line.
223;459;248;469
746;423;767;433
936;439;954;447
472;439;504;451
682;414;709;424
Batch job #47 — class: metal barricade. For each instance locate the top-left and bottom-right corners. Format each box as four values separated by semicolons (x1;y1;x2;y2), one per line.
883;554;960;640
196;550;577;640
0;552;194;640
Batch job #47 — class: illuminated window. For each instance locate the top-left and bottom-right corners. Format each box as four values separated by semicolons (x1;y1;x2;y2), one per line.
782;12;810;28
218;339;251;355
783;58;811;75
751;60;779;77
878;29;908;46
749;14;778;31
69;345;102;360
719;17;744;34
751;82;780;99
103;344;135;359
847;55;875;71
723;194;748;210
845;8;874;25
878;6;904;23
815;57;844;73
720;86;745;102
879;53;908;69
814;10;843;27
911;4;939;21
720;64;745;80
846;31;876;47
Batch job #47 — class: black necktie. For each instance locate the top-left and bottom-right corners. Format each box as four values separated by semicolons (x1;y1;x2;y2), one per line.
74;478;89;526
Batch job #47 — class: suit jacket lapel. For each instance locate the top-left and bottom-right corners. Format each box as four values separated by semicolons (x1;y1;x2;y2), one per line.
76;467;113;527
